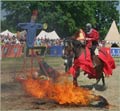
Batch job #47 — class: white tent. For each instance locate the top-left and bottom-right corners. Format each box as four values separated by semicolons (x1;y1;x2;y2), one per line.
47;31;60;39
104;21;120;45
36;30;60;40
17;30;27;37
36;30;48;39
0;29;16;37
19;30;27;36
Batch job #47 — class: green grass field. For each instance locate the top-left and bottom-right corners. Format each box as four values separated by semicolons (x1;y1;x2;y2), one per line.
113;57;120;65
1;56;64;73
1;56;119;74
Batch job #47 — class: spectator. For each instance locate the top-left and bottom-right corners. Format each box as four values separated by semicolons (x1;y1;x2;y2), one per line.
3;37;9;44
35;38;41;46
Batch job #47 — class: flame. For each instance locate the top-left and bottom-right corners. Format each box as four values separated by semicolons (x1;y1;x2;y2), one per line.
18;75;100;106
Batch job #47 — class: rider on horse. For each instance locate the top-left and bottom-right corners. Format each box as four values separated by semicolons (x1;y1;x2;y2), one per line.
85;23;99;56
73;24;99;57
85;23;100;67
66;27;115;87
73;26;99;67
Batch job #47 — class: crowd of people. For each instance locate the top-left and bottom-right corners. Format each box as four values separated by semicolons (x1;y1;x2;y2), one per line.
0;34;64;47
0;35;21;45
0;23;112;49
34;38;64;47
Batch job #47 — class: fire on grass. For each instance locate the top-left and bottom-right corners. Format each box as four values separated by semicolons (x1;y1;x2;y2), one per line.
16;68;109;108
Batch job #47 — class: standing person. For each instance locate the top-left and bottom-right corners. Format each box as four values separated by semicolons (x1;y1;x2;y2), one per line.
62;39;74;72
85;23;99;56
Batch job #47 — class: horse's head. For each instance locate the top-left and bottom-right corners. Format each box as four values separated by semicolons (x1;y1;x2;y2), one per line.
72;39;86;58
71;29;86;58
63;38;85;58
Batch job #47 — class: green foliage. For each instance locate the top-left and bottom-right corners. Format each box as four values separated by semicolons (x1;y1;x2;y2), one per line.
1;1;119;39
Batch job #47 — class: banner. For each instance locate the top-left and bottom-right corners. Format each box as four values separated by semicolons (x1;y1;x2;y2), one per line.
111;48;120;57
111;48;120;65
2;44;24;58
50;45;63;56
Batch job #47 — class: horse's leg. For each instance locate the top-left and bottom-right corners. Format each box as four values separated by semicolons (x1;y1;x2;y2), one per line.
101;73;105;86
92;78;101;90
65;64;68;72
101;73;107;90
93;73;107;90
65;60;69;72
73;77;78;87
95;73;105;86
73;69;80;87
95;78;101;85
93;72;103;88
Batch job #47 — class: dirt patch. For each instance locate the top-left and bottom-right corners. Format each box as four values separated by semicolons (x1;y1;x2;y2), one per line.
1;63;120;111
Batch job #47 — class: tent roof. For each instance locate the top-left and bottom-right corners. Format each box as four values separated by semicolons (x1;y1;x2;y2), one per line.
20;30;27;35
36;30;60;40
0;29;16;37
104;21;120;42
47;31;60;39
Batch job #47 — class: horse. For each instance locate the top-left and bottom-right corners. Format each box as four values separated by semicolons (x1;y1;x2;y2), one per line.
64;38;106;89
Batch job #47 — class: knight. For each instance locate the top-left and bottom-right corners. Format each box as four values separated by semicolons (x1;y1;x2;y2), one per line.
85;23;100;56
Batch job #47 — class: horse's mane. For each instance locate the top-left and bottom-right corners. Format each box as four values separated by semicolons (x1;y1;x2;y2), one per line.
73;30;81;39
72;29;86;41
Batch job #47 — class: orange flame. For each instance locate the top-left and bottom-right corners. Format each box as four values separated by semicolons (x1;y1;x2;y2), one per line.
19;76;99;106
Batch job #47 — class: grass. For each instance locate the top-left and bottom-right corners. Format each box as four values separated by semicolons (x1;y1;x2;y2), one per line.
1;56;64;73
113;57;120;64
1;55;119;73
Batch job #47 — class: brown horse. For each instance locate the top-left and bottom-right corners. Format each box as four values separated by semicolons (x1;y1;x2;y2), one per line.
64;39;106;89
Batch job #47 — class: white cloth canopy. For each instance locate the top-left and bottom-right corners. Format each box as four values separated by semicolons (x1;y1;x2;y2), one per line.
19;30;27;36
0;29;16;37
47;31;60;39
36;30;48;39
104;21;120;43
36;30;60;40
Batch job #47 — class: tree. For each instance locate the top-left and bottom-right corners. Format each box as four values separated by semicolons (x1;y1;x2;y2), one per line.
1;1;31;32
1;1;119;39
95;1;119;39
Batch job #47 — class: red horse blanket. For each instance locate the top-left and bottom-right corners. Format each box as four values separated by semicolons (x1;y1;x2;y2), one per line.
69;47;115;79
